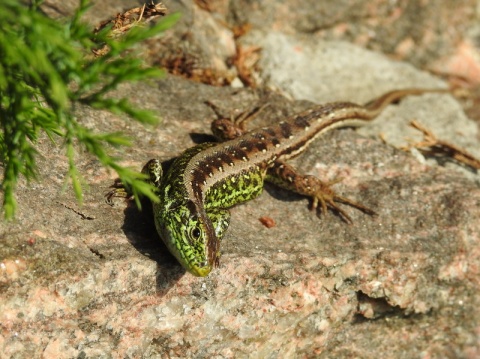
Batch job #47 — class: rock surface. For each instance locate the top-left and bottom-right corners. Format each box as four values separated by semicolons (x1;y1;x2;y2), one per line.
1;0;480;358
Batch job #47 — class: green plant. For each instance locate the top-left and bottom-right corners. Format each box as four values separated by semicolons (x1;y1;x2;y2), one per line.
0;0;178;219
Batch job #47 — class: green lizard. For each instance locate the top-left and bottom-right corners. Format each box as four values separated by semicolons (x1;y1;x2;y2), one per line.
109;88;447;276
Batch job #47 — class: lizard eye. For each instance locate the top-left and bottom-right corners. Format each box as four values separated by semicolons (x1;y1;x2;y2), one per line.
190;227;202;240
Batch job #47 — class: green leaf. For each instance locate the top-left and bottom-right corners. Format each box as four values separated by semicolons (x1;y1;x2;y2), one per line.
0;0;175;218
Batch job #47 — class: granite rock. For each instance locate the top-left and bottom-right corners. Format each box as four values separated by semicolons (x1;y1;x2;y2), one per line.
1;1;480;358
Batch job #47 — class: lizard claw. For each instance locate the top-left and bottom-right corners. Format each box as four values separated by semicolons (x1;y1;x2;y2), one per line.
306;176;376;224
105;178;131;205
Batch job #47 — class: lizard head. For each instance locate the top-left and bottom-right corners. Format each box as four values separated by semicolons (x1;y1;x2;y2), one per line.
155;201;230;277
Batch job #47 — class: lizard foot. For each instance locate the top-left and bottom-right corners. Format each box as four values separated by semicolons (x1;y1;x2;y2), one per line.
105;178;131;205
304;175;377;224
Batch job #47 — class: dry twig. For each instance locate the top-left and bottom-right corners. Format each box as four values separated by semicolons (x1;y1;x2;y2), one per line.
406;120;480;170
92;2;168;57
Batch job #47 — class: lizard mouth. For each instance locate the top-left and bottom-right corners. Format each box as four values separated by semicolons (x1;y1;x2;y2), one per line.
188;262;212;277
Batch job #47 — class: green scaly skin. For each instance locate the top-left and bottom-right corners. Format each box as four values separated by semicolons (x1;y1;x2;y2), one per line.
136;88;448;277
143;143;265;276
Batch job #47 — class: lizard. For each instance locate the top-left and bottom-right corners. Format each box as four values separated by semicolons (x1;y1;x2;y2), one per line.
108;88;448;276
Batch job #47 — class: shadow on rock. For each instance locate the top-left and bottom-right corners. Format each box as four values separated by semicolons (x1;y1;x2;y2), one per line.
120;196;186;294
